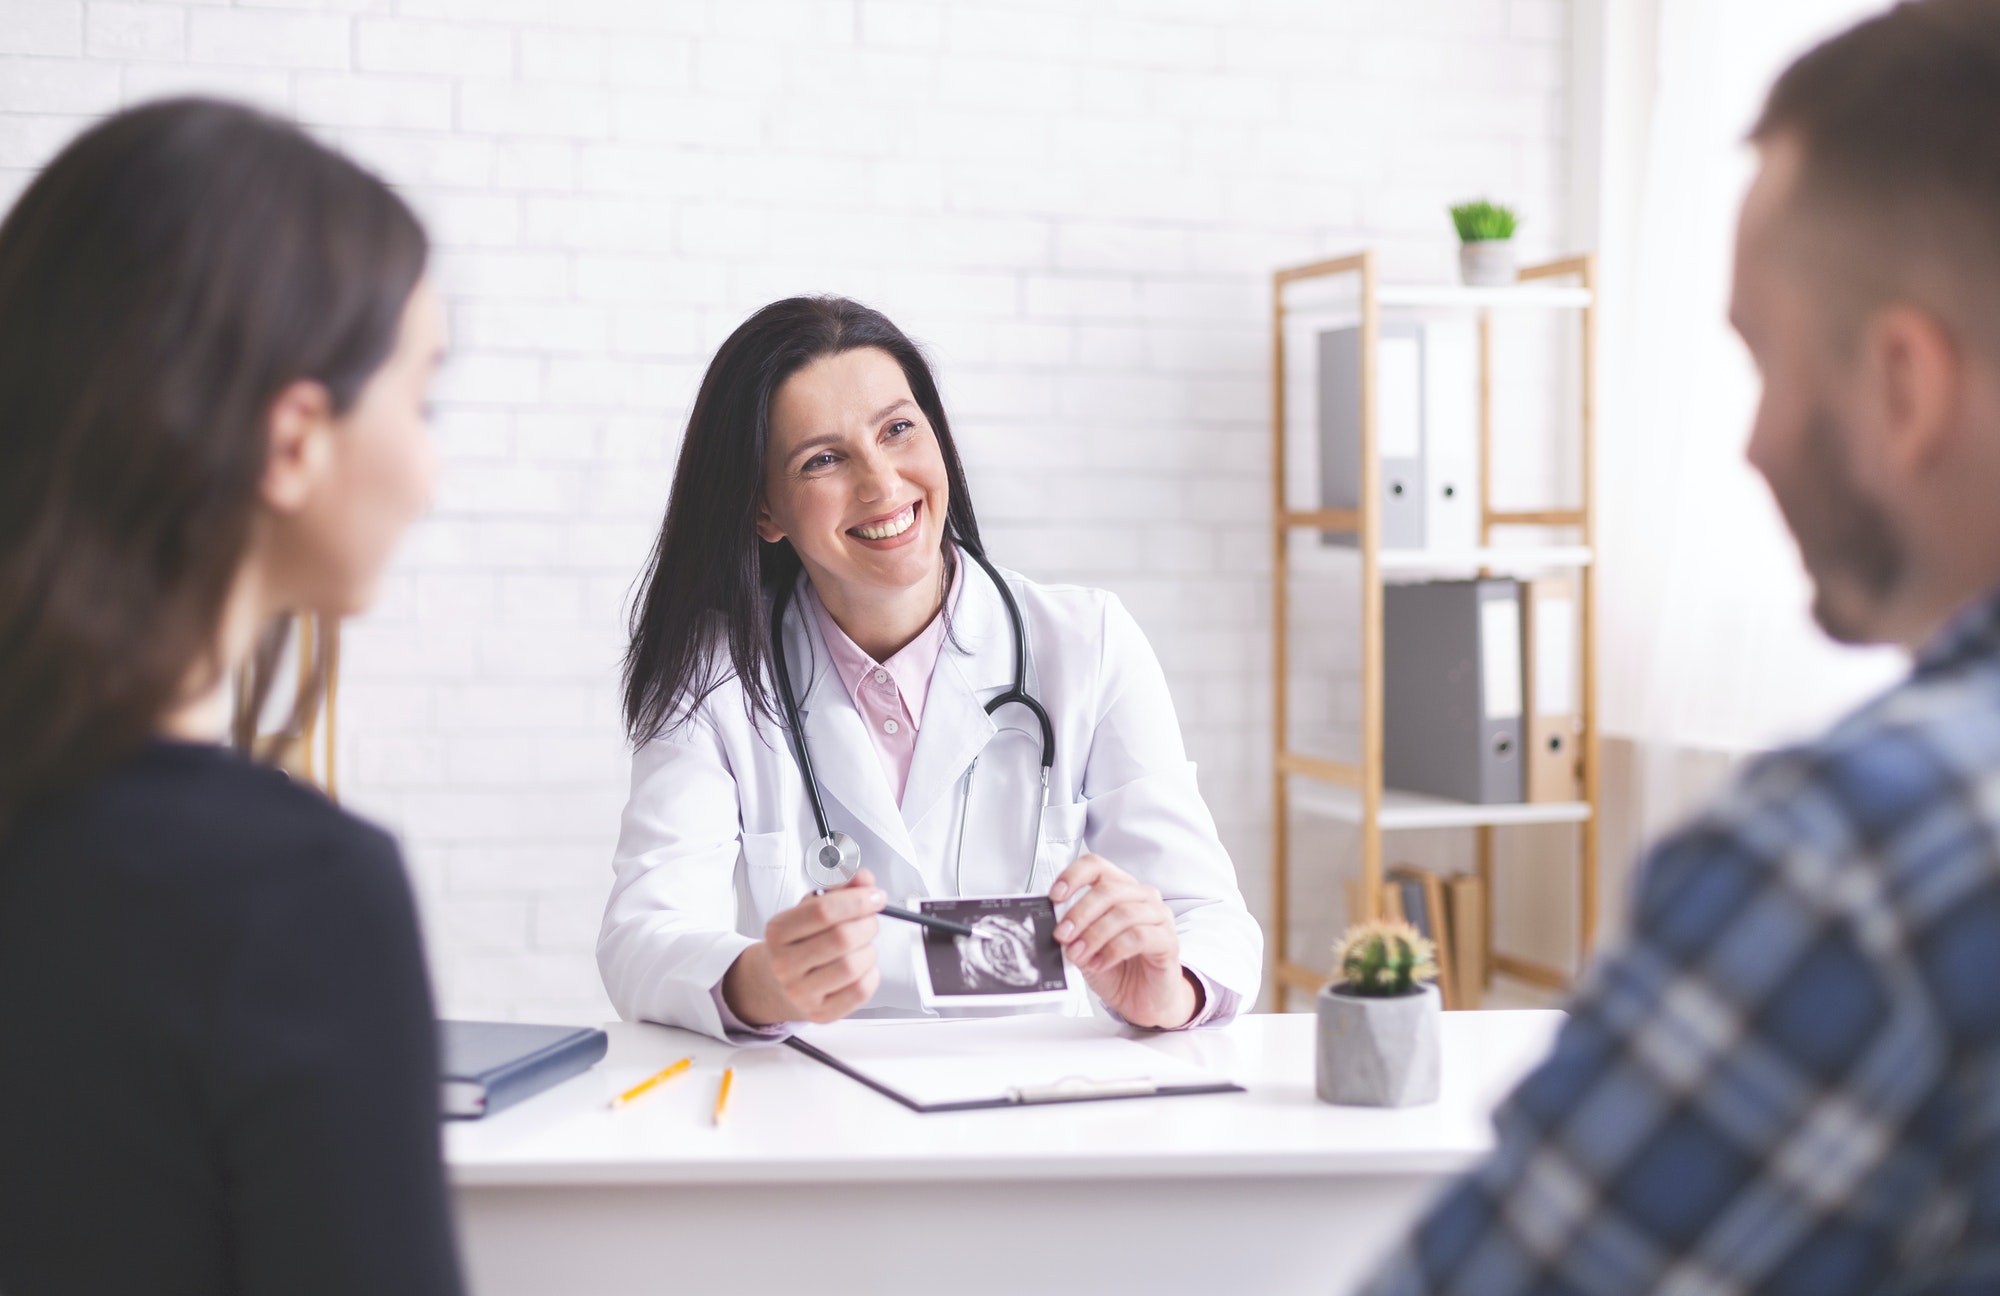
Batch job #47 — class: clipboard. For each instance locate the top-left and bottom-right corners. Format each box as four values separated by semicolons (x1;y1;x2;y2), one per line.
783;1015;1245;1114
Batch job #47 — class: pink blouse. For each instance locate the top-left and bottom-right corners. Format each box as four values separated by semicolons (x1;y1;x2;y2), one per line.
803;565;962;806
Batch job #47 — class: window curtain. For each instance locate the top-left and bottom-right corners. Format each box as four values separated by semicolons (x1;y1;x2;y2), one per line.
1585;0;1906;934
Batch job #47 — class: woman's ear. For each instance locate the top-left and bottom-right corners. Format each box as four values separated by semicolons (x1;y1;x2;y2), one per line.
754;493;786;544
261;379;335;514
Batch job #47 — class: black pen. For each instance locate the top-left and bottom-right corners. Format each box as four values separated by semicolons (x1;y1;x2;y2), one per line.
880;905;978;940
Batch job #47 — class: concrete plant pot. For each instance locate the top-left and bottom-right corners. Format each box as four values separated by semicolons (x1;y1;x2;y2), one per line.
1315;982;1441;1107
1458;239;1517;287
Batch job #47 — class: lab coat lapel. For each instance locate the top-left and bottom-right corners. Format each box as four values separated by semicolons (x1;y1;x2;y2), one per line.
898;556;1015;836
786;588;920;870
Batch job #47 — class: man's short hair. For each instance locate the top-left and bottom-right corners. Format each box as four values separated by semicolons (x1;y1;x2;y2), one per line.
1752;0;2000;353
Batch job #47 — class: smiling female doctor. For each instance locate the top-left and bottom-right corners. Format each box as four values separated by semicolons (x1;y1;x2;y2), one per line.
598;296;1261;1040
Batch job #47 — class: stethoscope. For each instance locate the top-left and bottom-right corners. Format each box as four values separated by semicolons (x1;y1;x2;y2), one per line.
768;545;1055;893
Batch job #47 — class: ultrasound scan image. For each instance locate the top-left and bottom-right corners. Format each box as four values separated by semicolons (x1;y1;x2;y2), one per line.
956;914;1040;989
918;895;1068;998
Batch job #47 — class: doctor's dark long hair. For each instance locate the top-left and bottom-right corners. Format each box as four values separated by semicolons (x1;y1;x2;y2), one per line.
0;99;427;834
624;296;985;744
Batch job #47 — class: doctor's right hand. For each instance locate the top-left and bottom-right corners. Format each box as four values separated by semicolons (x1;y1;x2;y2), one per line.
721;869;885;1027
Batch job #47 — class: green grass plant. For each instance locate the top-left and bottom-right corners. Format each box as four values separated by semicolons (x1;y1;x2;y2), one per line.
1449;198;1519;243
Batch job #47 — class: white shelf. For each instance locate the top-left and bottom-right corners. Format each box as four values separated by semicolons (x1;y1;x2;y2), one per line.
1281;282;1593;318
1291;780;1593;831
1376;545;1593;577
1292;544;1594;578
1377;283;1592;310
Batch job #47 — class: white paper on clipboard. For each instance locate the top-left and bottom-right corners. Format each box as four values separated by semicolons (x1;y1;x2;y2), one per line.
789;1015;1235;1111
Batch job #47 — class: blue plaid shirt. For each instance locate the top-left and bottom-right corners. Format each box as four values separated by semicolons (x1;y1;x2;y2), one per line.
1364;590;2000;1295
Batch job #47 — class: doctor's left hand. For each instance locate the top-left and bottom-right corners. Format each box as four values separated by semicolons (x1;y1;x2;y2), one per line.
1049;855;1200;1030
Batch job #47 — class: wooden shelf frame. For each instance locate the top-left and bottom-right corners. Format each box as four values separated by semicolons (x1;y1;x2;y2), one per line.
234;612;342;802
1269;252;1601;1009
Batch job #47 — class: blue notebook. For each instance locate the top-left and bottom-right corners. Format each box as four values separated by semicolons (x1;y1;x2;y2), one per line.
439;1020;608;1120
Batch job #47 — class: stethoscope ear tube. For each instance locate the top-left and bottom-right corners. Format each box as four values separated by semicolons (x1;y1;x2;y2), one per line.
963;547;1055;776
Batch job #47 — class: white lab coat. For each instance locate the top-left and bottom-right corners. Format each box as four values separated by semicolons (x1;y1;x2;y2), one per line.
597;560;1263;1040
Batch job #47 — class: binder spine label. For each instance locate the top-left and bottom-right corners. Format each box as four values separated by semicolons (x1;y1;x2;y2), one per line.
1480;595;1523;720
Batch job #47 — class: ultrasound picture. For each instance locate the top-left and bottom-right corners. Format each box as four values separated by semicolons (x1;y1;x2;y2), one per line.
917;894;1070;1001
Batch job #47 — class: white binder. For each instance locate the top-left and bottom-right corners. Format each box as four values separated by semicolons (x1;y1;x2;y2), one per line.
1524;576;1584;803
1318;320;1479;553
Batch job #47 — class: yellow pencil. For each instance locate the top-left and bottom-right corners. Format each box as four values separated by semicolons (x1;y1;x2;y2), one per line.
711;1067;734;1126
610;1057;691;1110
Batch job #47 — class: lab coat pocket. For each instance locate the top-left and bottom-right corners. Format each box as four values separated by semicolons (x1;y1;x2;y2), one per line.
1029;801;1090;893
738;829;804;931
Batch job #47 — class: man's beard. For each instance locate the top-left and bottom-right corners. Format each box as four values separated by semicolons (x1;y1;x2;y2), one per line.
1769;403;1906;644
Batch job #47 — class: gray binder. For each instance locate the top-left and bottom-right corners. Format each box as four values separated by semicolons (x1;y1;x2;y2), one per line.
1319;323;1427;549
1384;579;1525;804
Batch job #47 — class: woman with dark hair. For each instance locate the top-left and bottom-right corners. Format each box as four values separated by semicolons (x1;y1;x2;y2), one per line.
600;296;1260;1039
0;101;461;1293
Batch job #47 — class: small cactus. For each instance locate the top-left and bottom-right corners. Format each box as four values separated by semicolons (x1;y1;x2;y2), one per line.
1330;919;1438;998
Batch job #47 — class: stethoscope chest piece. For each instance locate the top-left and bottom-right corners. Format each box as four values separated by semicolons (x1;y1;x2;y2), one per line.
804;831;861;890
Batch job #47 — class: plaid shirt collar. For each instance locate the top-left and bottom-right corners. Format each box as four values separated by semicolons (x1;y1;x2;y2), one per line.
1915;582;2000;677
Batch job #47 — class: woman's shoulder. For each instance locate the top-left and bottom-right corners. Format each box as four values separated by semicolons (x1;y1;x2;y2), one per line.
1;742;422;1030
52;740;406;907
986;565;1139;644
975;565;1169;706
990;564;1110;615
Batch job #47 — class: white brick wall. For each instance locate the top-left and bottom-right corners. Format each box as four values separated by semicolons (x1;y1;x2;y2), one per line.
1;0;1572;1023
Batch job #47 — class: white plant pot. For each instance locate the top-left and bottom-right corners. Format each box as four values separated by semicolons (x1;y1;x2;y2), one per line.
1315;982;1442;1107
1458;239;1517;287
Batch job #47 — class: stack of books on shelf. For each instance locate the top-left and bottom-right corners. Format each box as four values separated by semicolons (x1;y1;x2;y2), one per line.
1347;866;1487;1011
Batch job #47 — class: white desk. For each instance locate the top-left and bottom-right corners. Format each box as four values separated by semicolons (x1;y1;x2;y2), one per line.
448;1010;1563;1296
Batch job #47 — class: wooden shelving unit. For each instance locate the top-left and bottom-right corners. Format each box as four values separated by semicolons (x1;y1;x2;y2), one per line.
235;612;341;800
1268;250;1600;1009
